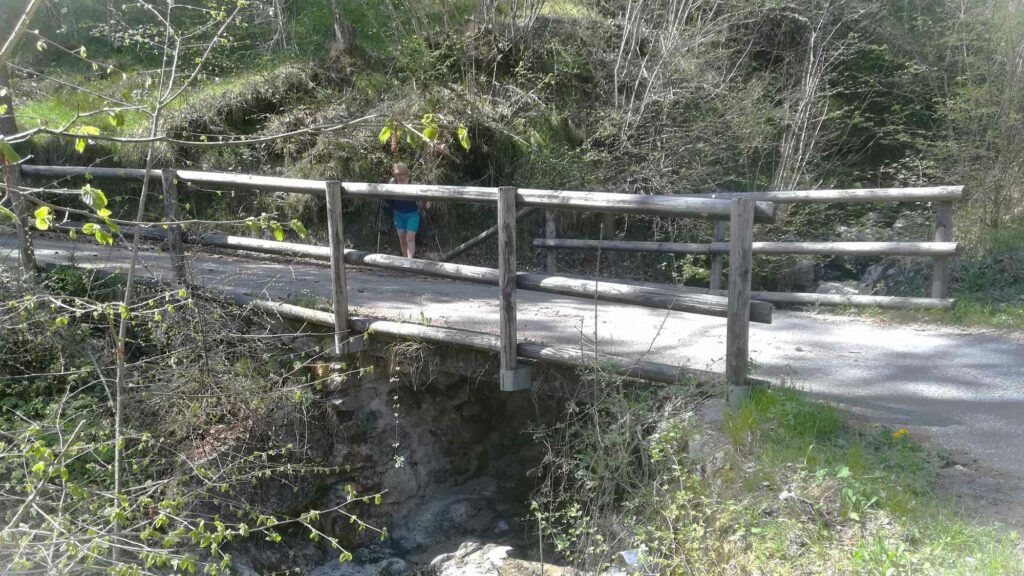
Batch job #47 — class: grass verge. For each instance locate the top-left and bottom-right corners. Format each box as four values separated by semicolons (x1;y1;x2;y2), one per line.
531;382;1023;574
831;298;1024;331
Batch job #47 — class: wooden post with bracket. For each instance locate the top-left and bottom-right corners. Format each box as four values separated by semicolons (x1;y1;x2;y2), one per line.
498;185;531;391
325;181;363;357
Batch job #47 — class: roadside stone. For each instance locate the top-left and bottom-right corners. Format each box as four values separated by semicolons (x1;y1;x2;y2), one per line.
427;542;582;576
815;281;859;295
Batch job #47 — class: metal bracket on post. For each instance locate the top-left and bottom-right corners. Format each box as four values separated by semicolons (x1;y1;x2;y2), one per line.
500;366;533;392
325;181;364;358
498;185;532;392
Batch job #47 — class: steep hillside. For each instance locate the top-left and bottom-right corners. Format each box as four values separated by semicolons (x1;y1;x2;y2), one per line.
3;0;1023;316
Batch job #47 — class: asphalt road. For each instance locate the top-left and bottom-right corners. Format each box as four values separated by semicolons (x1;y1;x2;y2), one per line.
3;233;1023;484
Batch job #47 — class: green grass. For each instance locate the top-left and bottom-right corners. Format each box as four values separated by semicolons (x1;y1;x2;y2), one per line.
717;387;1023;575
533;382;1022;574
18;79;150;135
540;0;604;18
842;298;1024;330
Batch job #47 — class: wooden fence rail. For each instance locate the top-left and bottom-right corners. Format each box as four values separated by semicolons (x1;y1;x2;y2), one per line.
19;165;777;222
77;225;774;324
534;239;958;257
535;186;963;306
18;164;777;393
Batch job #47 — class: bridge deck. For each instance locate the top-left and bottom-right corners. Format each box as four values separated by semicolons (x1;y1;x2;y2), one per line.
3;232;1024;482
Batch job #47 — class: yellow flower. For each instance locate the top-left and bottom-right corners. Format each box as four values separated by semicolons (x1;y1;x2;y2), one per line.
893;428;909;439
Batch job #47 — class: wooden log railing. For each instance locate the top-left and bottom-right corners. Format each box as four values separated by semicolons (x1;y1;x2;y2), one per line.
439;206;536;262
73;225;774;324
19;165;778;222
534;185;964;307
533;239;959;257
18;164;776;392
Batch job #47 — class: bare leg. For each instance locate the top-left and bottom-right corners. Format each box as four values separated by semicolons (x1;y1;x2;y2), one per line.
397;230;408;257
406;232;417;259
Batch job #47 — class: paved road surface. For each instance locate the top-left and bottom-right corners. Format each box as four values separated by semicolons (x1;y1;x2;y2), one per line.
3;233;1023;485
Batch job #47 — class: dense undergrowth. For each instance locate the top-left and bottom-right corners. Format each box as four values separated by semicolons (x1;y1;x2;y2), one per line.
0;266;380;574
531;381;1024;574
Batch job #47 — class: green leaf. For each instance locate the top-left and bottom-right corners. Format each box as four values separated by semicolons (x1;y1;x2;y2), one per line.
423;125;438;141
457;126;471;151
54;316;69;327
289;219;307;238
68;229;77;240
36;39;46;52
75;138;86;154
0;105;7;115
0;140;20;163
72;125;101;136
271;222;284;242
82;223;100;234
78;46;87;58
103;219;119;232
81;184;108;210
34;206;51;230
32;462;45;475
107;110;124;128
97;208;112;218
339;551;353;564
0;205;17;222
95;229;113;245
377;125;392;143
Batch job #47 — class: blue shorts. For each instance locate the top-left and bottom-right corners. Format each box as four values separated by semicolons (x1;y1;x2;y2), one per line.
393;210;420;233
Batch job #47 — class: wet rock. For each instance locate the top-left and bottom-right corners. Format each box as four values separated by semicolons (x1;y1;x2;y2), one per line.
815;281;859;295
427;542;581;576
307;555;408;576
428;542;513;576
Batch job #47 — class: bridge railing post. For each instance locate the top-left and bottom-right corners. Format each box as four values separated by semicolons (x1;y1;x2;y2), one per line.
544;209;557;274
931;201;953;299
726;198;754;405
3;162;37;275
498;185;532;391
709;219;725;291
326;181;363;357
161;168;190;286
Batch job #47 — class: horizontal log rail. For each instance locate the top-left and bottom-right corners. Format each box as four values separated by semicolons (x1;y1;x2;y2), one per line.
533;238;959;257
92;225;772;324
440;207;537;262
20;165;776;223
558;274;956;310
690;186;963;203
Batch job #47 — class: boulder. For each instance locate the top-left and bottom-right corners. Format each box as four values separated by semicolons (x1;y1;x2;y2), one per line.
815;281;859;296
427;542;582;576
